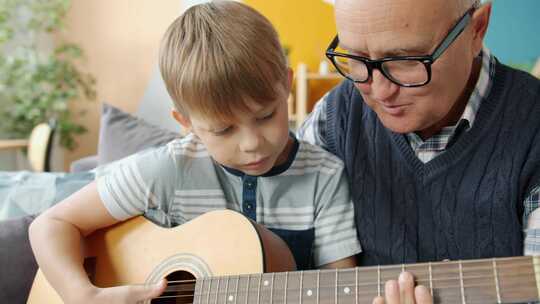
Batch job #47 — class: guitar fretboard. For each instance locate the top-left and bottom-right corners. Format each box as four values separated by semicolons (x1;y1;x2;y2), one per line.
192;256;540;304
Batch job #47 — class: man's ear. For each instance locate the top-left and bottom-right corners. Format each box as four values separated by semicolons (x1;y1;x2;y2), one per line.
471;2;492;57
171;109;192;130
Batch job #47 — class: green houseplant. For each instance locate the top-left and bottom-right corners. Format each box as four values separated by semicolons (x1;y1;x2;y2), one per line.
0;0;95;150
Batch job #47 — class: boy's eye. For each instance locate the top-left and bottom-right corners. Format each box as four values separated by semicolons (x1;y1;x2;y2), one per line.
258;111;275;121
211;126;232;135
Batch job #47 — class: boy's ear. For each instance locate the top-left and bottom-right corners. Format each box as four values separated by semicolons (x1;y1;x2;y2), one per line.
171;109;192;130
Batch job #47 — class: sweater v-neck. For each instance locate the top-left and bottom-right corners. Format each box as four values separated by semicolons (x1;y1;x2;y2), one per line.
390;62;508;181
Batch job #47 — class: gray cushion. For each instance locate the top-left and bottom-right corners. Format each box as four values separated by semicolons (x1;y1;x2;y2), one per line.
69;155;98;173
98;103;180;165
0;215;37;304
136;65;180;133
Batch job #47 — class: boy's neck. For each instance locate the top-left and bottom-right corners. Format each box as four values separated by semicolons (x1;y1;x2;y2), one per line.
274;135;295;167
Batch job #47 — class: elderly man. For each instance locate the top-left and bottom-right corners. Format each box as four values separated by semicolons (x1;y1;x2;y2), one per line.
299;0;540;302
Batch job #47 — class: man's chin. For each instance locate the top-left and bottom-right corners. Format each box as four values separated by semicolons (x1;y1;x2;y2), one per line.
378;116;418;134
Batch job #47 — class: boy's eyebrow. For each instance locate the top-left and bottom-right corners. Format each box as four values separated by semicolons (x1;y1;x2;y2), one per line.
252;101;278;115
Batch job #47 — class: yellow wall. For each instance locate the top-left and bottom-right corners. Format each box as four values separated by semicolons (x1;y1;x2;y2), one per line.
243;0;340;112
57;0;182;170
243;0;336;73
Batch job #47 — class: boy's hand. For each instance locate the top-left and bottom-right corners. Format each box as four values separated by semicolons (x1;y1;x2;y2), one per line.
372;272;433;304
81;279;167;304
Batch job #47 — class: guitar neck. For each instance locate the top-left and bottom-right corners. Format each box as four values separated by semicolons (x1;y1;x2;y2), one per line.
194;256;540;304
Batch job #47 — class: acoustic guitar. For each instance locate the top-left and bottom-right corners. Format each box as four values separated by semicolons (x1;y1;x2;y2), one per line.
27;210;540;303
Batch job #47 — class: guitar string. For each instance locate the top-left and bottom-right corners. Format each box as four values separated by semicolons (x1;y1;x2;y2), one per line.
154;296;540;304
161;259;534;286
163;277;539;294
161;267;536;294
155;283;540;302
159;273;539;297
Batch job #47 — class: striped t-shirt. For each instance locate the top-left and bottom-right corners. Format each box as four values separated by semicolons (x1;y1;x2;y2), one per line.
96;133;361;267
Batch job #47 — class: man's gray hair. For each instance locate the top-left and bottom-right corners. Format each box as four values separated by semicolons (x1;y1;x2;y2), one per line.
459;0;481;10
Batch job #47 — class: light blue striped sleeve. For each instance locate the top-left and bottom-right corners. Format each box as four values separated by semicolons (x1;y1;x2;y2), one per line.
96;144;177;223
311;150;362;266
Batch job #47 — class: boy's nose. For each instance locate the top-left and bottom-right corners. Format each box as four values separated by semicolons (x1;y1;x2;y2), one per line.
239;129;263;152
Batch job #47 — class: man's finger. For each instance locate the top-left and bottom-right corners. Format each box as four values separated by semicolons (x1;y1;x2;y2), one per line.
414;285;433;304
385;279;400;303
373;295;385;304
398;272;415;304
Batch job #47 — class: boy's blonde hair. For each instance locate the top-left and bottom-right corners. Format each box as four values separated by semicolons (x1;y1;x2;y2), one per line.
159;1;288;122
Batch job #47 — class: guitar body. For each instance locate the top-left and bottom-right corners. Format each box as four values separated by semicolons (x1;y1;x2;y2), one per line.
26;210;296;304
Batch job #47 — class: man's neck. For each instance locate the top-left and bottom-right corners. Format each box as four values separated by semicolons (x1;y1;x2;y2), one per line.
417;56;483;140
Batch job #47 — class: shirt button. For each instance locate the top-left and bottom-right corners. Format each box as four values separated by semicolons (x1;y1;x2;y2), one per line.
245;203;253;210
245;181;254;189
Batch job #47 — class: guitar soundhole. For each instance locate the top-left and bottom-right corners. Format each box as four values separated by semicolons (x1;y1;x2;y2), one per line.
152;271;195;304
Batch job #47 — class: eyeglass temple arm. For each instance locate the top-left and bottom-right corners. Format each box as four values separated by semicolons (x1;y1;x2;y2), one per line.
431;9;474;60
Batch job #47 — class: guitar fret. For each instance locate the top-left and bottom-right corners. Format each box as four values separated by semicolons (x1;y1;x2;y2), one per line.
300;271;304;304
317;269;320;304
257;274;261;304
215;277;221;304
428;262;433;296
377;265;381;297
335;268;338;304
355;267;358;304
207;278;212;304
197;278;204;304
459;261;466;304
245;275;250;304
225;276;230;304
284;272;288;304
492;259;502;304
235;276;239;304
270;273;275;304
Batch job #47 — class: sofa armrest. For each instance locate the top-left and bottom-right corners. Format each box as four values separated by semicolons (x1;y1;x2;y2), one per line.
70;155;98;173
0;215;37;304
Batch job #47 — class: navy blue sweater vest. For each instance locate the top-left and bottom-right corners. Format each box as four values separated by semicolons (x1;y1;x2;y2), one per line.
326;62;540;266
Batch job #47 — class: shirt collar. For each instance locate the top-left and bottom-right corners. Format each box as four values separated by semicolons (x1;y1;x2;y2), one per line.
461;47;496;129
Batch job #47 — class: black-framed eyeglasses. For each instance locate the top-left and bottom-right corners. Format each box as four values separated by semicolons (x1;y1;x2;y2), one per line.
325;5;477;87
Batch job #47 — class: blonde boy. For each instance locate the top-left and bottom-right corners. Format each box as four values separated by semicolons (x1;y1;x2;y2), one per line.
29;1;361;303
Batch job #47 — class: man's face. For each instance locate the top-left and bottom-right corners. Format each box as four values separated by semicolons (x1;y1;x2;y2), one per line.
335;0;480;136
189;89;292;176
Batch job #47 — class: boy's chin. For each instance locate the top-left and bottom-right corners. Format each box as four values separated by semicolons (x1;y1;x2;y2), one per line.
238;160;275;176
239;165;273;176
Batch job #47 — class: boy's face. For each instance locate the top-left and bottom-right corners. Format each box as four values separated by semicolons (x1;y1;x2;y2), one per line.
176;87;292;176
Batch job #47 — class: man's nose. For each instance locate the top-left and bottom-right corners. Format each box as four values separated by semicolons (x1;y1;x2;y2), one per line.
369;69;399;101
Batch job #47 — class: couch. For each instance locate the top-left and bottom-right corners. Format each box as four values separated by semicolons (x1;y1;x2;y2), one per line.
0;68;182;303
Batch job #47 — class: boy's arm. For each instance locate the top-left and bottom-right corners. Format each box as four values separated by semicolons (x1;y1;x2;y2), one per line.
320;256;357;269
29;181;165;304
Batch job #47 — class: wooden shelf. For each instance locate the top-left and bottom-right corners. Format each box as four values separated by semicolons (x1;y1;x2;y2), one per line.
294;63;341;129
0;139;28;150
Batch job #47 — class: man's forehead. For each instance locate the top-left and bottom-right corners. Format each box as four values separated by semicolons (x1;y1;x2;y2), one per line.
335;0;454;55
